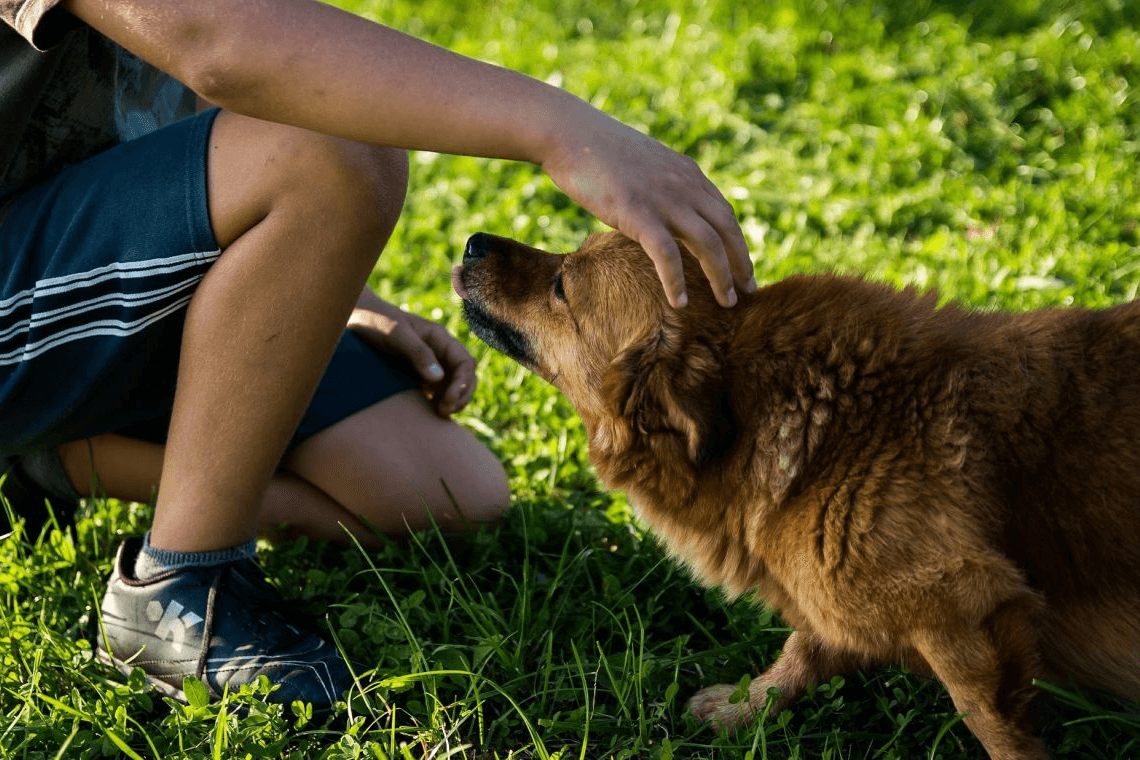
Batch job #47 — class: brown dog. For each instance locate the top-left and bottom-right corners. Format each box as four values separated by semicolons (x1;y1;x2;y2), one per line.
453;230;1140;760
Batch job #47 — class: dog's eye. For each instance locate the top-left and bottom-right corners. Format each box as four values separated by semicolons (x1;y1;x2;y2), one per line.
553;271;568;302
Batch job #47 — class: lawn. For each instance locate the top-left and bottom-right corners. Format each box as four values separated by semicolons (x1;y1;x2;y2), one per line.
3;0;1139;757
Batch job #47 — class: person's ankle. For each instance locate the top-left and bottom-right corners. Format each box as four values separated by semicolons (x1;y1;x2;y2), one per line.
134;531;257;580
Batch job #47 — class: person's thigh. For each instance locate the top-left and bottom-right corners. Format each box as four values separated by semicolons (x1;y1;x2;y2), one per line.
0;108;408;461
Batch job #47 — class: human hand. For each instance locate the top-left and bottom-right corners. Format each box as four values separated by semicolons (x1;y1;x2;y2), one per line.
347;295;476;418
539;106;756;308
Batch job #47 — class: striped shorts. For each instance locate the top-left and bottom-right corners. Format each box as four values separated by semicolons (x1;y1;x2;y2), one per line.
0;109;418;457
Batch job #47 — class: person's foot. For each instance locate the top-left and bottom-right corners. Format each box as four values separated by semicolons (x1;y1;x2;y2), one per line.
96;537;358;707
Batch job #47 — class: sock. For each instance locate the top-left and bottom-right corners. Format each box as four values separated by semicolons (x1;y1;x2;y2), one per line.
134;531;258;581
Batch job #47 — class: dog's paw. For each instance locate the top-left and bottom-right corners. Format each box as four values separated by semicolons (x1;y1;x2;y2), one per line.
687;683;759;733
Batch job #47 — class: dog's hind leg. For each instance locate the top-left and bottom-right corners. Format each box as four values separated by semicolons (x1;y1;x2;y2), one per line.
688;628;881;732
910;596;1050;760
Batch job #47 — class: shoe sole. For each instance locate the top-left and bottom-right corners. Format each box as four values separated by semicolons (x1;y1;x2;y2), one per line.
95;645;342;720
95;646;190;703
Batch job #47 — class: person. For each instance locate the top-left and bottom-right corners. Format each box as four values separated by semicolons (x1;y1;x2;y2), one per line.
0;0;755;709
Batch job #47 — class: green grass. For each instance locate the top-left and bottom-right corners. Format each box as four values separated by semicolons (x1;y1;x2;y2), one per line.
3;0;1140;757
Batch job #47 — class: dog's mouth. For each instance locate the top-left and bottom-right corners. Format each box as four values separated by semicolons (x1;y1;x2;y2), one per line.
453;264;538;368
451;265;470;301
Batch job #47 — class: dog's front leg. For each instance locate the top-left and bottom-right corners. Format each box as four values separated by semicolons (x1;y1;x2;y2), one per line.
910;596;1049;760
688;628;870;732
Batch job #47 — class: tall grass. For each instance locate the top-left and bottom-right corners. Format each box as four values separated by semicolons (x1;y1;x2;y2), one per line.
2;0;1138;757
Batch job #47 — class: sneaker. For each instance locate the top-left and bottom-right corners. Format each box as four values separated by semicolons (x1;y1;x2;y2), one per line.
95;537;358;707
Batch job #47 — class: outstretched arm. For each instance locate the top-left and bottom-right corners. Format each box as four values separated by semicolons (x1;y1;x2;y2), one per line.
63;0;755;307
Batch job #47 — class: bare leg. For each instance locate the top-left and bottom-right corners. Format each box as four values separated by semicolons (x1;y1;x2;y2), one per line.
57;434;374;543
146;111;407;553
283;389;509;537
256;471;376;544
57;391;508;544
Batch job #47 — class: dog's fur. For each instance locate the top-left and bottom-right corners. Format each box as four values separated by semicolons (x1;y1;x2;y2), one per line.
454;230;1140;760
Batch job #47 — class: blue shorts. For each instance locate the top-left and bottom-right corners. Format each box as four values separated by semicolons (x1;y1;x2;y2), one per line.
0;109;419;457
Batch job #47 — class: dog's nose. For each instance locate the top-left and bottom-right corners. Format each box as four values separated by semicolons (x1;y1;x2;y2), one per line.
464;233;494;263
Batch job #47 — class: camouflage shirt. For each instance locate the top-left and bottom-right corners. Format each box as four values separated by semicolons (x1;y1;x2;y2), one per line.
1;0;197;216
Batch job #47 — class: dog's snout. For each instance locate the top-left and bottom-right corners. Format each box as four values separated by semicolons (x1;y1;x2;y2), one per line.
464;233;495;263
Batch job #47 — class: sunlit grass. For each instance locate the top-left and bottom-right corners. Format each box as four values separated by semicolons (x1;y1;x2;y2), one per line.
2;0;1138;757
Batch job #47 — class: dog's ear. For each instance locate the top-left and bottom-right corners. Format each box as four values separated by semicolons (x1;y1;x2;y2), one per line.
595;325;736;466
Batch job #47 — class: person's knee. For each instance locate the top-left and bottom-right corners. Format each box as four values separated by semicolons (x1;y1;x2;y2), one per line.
282;392;512;535
440;454;510;526
207;112;408;251
278;135;408;241
336;143;408;238
374;426;511;532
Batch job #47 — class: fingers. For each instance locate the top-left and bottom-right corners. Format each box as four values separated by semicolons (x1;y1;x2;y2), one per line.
637;226;690;308
420;324;477;416
667;158;756;308
633;195;756;309
548;119;754;309
348;309;437;380
534;103;757;309
675;212;741;309
347;308;476;417
698;183;757;297
606;131;755;308
389;320;476;417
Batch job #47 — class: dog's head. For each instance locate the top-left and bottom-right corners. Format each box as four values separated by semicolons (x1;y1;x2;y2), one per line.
454;231;737;470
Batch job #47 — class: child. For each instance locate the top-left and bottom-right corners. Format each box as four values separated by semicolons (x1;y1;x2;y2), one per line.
0;0;754;707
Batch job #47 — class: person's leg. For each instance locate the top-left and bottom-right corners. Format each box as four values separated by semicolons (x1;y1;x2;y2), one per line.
149;111;408;553
284;389;509;537
57;432;376;542
95;115;413;706
57;389;510;544
0;106;410;705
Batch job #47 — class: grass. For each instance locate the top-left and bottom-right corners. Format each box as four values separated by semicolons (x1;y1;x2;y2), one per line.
2;0;1139;757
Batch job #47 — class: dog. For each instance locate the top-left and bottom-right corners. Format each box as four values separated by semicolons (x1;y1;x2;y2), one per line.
453;230;1140;760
